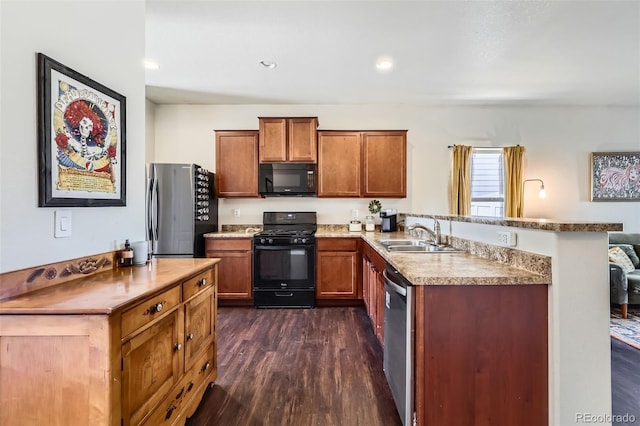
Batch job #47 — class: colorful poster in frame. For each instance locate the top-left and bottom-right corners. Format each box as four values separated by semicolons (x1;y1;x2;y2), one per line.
38;53;126;207
591;152;640;201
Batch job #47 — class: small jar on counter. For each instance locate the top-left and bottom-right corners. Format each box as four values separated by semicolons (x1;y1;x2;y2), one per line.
365;215;376;232
119;239;134;267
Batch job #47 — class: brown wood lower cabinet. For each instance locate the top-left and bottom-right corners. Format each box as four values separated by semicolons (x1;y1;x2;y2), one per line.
0;259;218;426
414;284;548;426
362;242;386;346
316;238;361;304
205;238;253;306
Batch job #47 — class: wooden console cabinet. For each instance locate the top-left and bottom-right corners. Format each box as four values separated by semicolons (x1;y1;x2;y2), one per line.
0;258;219;426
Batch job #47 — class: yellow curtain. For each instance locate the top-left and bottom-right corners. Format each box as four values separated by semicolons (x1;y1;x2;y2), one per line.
503;145;525;217
450;145;472;215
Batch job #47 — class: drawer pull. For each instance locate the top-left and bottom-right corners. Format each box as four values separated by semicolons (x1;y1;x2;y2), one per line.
201;361;210;372
198;278;207;287
151;302;163;313
174;343;182;351
165;404;176;420
187;333;194;340
175;386;185;400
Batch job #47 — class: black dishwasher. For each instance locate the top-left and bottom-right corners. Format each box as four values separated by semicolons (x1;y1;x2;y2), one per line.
383;265;415;426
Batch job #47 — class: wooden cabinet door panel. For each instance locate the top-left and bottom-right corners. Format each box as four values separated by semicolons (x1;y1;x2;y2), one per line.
122;309;182;426
317;132;361;197
184;288;214;371
362;131;406;198
215;131;259;197
208;251;252;299
259;118;287;162
316;251;358;298
288;117;317;162
374;269;385;346
362;257;371;314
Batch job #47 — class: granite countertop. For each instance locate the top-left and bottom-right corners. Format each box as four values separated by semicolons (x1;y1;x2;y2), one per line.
207;227;550;286
402;212;623;232
359;232;549;286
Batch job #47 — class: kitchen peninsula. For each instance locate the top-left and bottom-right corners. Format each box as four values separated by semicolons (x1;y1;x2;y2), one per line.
0;257;220;426
206;214;620;426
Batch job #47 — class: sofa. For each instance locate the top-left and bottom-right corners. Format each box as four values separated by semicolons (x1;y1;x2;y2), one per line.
609;233;640;319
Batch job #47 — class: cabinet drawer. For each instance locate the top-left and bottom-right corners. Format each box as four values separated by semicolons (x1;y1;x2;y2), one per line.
206;238;252;251
184;288;214;371
141;346;215;426
121;286;181;338
317;238;358;251
182;269;213;301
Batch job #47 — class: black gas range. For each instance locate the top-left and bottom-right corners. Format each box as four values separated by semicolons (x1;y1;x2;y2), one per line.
253;212;317;308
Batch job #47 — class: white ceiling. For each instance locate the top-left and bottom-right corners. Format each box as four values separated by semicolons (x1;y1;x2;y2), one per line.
145;0;640;106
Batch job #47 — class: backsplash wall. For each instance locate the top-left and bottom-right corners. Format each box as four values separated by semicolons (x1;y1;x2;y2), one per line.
150;104;640;231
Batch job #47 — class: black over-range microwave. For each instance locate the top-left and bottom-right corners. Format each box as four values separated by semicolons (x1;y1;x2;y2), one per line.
259;163;317;197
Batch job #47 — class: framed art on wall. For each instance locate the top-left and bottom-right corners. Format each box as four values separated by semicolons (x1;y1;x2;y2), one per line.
37;53;126;207
591;152;640;201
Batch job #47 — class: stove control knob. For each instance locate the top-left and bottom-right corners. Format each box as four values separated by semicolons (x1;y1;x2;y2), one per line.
268;238;274;244
301;238;307;244
293;238;299;244
260;238;266;244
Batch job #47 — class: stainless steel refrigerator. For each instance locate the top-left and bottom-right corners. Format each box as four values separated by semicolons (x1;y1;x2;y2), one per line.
146;163;218;258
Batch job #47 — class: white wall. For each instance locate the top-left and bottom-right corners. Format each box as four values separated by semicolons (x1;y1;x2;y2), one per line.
0;1;147;273
152;104;640;231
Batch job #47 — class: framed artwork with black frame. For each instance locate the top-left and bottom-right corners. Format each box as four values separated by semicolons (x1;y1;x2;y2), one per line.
590;151;640;201
37;53;126;207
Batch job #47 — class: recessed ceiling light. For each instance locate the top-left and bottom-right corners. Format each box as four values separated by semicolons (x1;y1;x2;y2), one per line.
259;60;277;69
144;58;159;70
375;57;394;72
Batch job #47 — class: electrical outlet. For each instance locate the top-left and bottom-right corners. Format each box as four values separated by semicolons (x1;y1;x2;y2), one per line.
497;231;517;247
233;208;241;217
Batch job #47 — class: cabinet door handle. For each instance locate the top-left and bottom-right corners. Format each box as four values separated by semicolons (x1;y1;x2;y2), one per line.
174;343;182;351
197;278;207;287
201;361;210;372
187;333;194;340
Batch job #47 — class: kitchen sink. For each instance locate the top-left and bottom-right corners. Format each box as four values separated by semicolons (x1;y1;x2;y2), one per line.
377;239;463;253
377;239;429;247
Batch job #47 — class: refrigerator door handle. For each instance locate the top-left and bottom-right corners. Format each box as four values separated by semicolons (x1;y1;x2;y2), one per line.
147;175;154;241
152;176;159;243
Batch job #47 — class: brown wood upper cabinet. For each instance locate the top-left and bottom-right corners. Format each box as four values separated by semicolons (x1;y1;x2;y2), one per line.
317;130;406;198
215;130;259;198
259;117;318;163
361;131;406;198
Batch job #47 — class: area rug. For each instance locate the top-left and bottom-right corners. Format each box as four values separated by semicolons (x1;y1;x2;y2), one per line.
610;308;640;350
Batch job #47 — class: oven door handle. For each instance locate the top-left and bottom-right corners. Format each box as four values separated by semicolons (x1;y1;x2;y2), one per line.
254;245;313;250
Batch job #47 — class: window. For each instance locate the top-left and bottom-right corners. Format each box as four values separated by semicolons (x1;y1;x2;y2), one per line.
470;148;504;217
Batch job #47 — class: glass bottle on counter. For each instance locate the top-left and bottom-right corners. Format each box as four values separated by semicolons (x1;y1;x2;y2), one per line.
365;215;376;232
119;239;134;267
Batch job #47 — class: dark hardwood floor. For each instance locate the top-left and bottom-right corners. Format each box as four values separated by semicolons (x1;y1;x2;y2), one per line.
611;338;640;426
187;307;401;426
187;307;640;425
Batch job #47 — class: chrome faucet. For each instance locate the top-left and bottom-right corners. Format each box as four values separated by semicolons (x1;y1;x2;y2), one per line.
407;217;441;245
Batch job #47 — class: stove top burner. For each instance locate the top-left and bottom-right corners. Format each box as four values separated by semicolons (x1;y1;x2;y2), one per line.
255;229;315;237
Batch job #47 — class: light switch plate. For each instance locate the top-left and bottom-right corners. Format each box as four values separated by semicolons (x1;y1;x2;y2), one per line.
55;210;72;238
